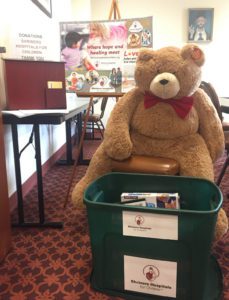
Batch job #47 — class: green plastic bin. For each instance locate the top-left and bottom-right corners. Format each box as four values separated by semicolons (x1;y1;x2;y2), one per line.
84;173;223;300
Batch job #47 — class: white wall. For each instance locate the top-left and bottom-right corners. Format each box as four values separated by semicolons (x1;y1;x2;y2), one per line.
90;0;229;97
71;0;91;20
0;0;91;196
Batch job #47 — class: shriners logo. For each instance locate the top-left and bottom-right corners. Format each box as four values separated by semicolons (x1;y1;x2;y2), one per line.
135;215;144;226
143;265;160;281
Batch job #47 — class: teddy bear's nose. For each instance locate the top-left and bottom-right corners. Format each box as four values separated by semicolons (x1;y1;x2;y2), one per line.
160;79;169;85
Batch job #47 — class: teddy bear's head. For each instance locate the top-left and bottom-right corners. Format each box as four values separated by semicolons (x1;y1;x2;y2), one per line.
134;44;205;99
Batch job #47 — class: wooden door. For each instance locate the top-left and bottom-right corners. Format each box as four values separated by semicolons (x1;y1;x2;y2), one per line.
0;109;11;261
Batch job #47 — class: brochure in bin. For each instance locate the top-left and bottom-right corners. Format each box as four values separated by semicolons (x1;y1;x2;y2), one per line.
84;173;223;300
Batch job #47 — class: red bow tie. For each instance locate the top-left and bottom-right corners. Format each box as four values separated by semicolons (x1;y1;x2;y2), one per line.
144;92;194;119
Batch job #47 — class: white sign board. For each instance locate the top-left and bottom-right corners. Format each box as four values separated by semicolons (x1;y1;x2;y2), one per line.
123;211;178;240
124;255;177;298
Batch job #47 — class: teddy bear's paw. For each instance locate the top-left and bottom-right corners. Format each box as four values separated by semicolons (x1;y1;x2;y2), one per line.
71;182;85;208
214;208;228;241
105;139;132;160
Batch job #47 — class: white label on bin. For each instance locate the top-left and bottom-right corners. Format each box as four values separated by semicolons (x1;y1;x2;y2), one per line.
124;255;177;298
122;211;178;240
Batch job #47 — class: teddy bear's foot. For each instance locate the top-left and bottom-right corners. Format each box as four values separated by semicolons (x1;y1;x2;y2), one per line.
71;176;89;208
214;208;228;241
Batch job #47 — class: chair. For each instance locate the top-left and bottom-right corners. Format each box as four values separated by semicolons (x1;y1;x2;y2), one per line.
83;96;108;139
111;154;179;176
217;131;229;185
199;81;229;126
199;81;229;186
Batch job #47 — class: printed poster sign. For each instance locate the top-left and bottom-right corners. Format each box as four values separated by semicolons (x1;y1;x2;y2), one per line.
122;211;178;240
59;17;153;94
8;22;59;61
124;255;177;298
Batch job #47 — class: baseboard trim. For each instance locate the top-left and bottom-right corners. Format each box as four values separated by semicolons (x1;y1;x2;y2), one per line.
9;143;66;213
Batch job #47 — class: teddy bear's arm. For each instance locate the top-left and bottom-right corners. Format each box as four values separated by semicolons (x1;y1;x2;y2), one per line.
103;88;142;160
194;88;225;162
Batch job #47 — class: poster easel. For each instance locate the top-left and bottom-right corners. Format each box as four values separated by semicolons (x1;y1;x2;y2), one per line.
108;0;121;20
63;0;123;208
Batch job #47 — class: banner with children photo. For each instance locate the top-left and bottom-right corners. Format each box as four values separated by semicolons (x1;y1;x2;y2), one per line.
59;17;153;94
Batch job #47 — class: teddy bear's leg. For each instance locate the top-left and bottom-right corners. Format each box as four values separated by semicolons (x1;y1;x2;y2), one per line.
164;135;214;181
167;136;228;240
214;208;228;241
132;133;228;240
176;150;214;180
72;144;112;207
132;132;214;180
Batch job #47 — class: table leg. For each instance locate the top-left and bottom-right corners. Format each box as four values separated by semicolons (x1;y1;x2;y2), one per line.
57;113;89;166
12;124;63;228
77;112;90;165
65;119;74;164
11;124;24;224
33;125;45;224
56;118;74;165
33;125;63;228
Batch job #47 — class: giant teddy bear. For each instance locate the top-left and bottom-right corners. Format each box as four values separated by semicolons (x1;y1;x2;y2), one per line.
72;44;228;240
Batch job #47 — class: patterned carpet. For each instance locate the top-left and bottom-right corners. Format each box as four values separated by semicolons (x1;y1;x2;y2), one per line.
0;139;228;300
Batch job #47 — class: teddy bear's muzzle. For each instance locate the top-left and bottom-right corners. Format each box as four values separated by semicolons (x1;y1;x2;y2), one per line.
150;72;180;99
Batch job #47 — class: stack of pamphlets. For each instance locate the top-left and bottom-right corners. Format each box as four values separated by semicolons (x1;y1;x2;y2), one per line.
121;192;180;209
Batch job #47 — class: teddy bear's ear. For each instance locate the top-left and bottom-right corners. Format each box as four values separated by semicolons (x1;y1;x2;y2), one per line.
181;44;205;66
137;48;155;62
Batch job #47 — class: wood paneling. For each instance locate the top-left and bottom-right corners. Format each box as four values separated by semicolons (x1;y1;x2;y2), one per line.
0;110;11;261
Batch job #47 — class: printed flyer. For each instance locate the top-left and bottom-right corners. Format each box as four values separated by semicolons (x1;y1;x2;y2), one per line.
59;17;153;94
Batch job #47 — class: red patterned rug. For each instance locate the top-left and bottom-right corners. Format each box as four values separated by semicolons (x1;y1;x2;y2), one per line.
0;139;228;300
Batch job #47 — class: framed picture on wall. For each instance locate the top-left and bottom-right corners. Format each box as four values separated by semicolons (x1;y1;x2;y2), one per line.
188;8;214;42
31;0;52;18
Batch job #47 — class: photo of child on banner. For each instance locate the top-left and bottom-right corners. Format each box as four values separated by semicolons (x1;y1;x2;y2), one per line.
89;22;127;45
61;31;95;71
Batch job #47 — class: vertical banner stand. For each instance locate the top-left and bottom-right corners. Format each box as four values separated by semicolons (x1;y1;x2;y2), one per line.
64;0;122;208
109;0;121;103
